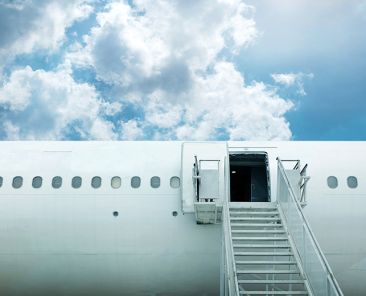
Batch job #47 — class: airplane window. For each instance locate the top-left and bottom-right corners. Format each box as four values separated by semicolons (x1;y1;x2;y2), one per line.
52;176;62;189
32;176;42;189
91;176;101;189
131;176;141;188
170;176;180;189
111;176;121;189
12;176;23;189
347;176;358;189
151;176;160;188
72;176;82;189
0;176;3;188
327;176;338;189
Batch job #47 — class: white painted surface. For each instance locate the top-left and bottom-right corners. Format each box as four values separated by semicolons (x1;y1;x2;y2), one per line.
181;142;227;212
199;160;220;199
0;141;365;295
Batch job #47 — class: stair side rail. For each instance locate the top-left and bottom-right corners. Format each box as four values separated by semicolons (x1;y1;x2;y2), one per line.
221;154;239;296
277;158;343;296
222;199;240;296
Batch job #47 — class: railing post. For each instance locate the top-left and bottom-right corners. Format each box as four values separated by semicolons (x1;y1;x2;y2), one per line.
303;224;306;271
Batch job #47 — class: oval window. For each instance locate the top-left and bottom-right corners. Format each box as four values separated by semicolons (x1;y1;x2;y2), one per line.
347;176;358;189
32;176;43;189
131;176;141;188
111;176;121;189
72;176;82;189
170;176;180;188
327;176;338;189
12;176;23;189
52;176;62;189
91;176;102;189
151;176;160;188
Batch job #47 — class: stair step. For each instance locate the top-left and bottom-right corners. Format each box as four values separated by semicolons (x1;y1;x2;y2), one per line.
226;204;311;295
230;206;277;211
239;292;308;295
238;280;304;284
236;261;297;265
230;212;279;216
232;230;286;234
237;270;300;274
231;217;281;221
230;207;278;209
233;244;291;248
235;252;293;256
231;223;283;227
233;237;288;241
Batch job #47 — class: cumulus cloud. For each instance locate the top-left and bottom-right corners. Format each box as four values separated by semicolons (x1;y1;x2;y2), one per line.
0;66;115;140
65;0;294;140
120;120;144;140
69;0;257;87
143;62;293;140
0;0;92;68
272;72;313;96
0;0;304;141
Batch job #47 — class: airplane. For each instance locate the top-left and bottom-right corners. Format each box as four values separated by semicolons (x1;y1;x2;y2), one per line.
0;140;363;296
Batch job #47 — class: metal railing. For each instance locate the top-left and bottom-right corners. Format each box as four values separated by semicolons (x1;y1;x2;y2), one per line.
280;159;310;205
277;158;343;296
221;153;239;296
222;199;239;296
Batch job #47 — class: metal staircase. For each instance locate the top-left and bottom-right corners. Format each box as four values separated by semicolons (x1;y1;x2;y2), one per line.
230;203;310;295
221;158;343;296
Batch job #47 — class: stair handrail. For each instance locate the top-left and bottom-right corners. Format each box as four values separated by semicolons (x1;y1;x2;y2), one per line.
277;158;343;296
222;153;239;296
222;198;240;296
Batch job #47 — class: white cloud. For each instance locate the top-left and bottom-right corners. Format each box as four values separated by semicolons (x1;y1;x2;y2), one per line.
0;66;115;140
113;61;293;140
0;1;299;141
102;101;123;116
271;73;298;86
65;0;294;140
1;121;21;140
173;62;293;140
120;120;144;140
68;0;257;87
0;0;93;67
272;72;313;96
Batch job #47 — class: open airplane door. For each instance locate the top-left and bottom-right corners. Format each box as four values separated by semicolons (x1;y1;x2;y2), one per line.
181;142;228;223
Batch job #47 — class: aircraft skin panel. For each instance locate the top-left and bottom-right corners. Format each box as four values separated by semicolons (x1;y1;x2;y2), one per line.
0;141;365;295
0;195;221;296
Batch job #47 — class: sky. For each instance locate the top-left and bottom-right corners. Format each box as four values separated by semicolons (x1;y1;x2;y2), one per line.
0;0;365;141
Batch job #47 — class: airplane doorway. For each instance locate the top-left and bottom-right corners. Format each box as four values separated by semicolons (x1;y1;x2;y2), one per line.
229;153;270;202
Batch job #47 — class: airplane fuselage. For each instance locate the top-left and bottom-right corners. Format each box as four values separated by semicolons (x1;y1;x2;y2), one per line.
0;141;364;295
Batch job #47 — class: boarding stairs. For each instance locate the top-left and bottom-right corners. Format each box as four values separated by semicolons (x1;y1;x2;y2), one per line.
228;202;310;295
221;159;343;296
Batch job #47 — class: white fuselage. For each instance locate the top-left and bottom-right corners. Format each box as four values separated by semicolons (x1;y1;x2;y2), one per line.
0;141;365;295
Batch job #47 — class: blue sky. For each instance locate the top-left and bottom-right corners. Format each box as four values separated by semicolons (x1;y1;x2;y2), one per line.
0;0;365;140
244;0;366;140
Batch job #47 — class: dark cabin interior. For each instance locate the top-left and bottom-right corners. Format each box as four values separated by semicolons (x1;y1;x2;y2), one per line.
229;153;270;202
